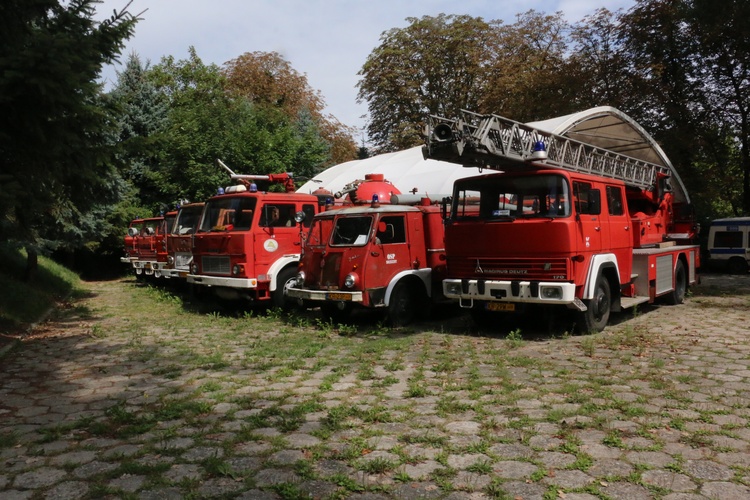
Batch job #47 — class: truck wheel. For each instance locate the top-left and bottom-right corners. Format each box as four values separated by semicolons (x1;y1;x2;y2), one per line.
271;266;298;310
727;257;748;274
387;281;417;327
664;260;687;305
578;275;611;333
321;302;352;323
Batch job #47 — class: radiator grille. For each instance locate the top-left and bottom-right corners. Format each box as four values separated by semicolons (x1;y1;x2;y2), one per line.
319;253;342;288
202;256;231;275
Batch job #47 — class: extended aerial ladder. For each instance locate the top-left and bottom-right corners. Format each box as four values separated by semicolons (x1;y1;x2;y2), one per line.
422;110;675;194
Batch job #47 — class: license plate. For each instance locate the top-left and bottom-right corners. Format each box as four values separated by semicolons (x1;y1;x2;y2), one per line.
326;292;352;301
487;302;515;312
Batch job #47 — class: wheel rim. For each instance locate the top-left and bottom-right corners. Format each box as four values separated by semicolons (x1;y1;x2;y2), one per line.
593;283;610;322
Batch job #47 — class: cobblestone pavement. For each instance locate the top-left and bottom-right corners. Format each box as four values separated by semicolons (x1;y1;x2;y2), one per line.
1;273;750;499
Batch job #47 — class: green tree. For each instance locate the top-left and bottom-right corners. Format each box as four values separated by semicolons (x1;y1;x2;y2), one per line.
0;0;138;278
99;52;169;257
481;10;573;121
357;14;495;152
687;0;750;214
223;51;357;166
619;0;749;217
146;48;331;202
566;8;634;111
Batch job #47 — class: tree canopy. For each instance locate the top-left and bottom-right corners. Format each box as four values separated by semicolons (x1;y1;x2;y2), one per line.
356;3;750;217
0;0;138;273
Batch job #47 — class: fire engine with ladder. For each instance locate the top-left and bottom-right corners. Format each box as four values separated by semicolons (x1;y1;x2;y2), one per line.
423;108;700;332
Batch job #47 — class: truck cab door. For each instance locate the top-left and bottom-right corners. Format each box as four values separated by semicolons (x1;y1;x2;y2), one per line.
365;214;411;291
605;185;632;282
573;181;603;255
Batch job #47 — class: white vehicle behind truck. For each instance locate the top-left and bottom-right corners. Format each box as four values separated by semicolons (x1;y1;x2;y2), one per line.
707;217;750;274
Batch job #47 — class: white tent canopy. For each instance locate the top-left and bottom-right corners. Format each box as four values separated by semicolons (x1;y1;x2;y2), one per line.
298;106;689;203
296;147;484;199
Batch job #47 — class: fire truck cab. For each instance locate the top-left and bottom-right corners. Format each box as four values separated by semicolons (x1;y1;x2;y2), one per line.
129;213;176;278
163;202;205;279
287;175;450;326
424;107;700;332
187;163;319;307
121;218;144;266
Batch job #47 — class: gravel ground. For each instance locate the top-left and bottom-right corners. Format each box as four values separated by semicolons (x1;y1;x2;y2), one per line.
1;272;749;499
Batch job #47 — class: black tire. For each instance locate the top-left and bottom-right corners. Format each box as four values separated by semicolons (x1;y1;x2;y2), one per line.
664;260;687;305
387;281;417;327
577;275;611;333
321;301;352;323
271;266;298;310
727;257;748;275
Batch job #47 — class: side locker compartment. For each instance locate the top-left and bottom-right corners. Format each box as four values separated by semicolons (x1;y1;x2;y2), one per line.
631;250;652;300
655;254;674;296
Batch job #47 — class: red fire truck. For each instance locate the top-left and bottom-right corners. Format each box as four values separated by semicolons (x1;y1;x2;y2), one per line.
423;108;700;332
186;161;320;308
286;174;450;326
163;202;205;279
121;218;144;267
126;213;176;278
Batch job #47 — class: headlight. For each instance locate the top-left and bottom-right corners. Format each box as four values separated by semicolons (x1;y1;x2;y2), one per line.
295;271;306;286
191;263;199;274
344;273;358;288
445;282;462;295
167;256;174;265
541;286;562;299
232;264;244;276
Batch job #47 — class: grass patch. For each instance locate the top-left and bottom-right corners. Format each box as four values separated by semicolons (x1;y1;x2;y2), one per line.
0;244;83;329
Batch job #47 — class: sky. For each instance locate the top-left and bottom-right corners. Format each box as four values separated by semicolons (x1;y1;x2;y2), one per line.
95;0;636;139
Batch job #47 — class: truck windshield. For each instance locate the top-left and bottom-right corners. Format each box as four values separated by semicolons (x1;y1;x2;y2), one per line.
172;206;204;235
307;216;335;247
452;174;570;220
199;197;257;232
331;216;373;246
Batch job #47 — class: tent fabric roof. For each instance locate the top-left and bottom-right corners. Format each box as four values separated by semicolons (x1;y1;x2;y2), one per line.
296;147;485;199
299;106;689;203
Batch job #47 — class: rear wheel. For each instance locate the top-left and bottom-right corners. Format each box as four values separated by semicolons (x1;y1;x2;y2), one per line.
387;281;417;327
728;257;748;275
664;260;687;305
271;266;298;310
577;275;611;333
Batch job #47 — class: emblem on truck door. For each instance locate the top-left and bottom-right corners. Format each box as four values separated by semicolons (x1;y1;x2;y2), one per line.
264;239;279;252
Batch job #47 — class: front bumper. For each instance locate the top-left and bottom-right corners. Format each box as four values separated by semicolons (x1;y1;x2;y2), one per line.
444;279;577;307
286;287;364;303
187;274;258;288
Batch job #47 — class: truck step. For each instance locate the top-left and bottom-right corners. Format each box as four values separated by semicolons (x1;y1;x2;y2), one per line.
620;296;650;309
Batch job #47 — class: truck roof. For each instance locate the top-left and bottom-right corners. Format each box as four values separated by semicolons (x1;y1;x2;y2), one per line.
711;217;750;225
